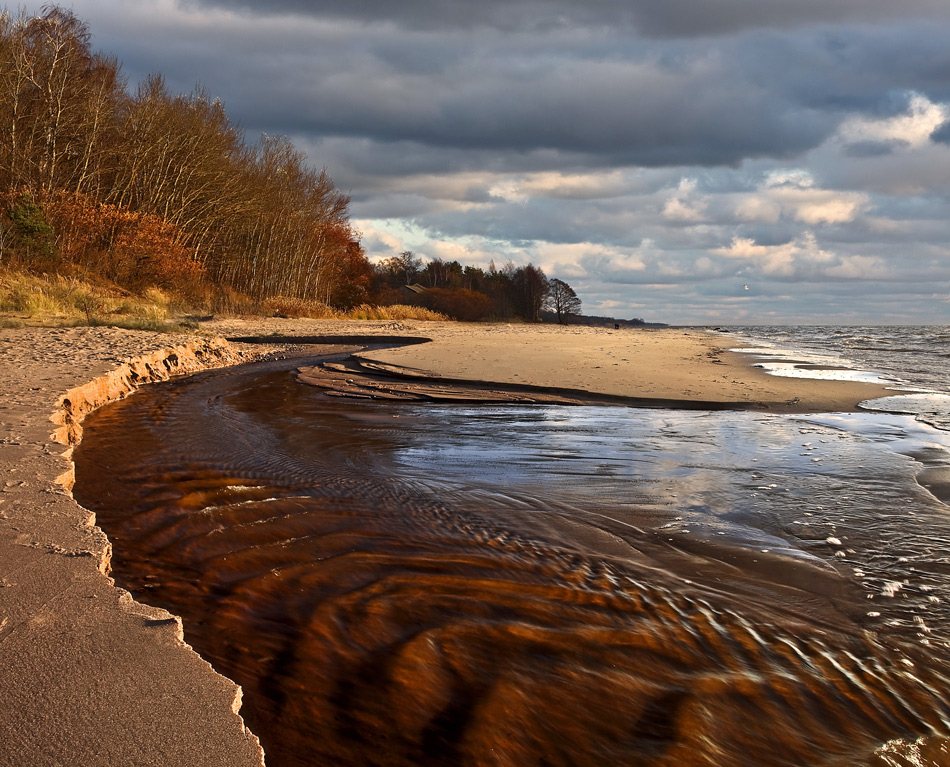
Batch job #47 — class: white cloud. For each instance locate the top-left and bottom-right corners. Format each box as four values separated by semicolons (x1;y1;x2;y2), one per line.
424;239;502;266
805;93;950;196
608;253;648;273
764;169;814;188
514;170;633;200
715;232;836;277
354;220;407;259
779;189;868;224
487;179;532;207
662;178;709;222
824;255;891;280
732;171;868;225
734;195;782;223
837;93;948;149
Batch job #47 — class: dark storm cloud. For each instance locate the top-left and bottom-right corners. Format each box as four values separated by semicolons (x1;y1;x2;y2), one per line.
280;58;833;168
120;9;947;178
842;139;910;158
185;0;950;36
931;121;950;144
621;0;950;38
93;2;950;175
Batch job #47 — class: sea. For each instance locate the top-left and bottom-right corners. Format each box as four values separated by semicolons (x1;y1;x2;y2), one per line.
73;324;950;767
721;325;950;431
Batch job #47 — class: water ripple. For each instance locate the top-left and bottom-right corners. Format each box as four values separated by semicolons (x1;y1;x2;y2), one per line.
74;363;950;767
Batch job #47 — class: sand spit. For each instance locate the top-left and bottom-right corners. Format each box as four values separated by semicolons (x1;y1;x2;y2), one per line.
0;318;896;767
0;326;269;767
209;318;894;411
354;324;895;411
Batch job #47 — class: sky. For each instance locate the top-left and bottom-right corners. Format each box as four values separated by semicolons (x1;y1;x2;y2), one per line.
57;0;950;324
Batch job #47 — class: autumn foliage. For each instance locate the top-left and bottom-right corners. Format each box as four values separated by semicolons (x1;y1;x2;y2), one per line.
0;6;370;310
413;287;494;322
33;189;203;291
371;253;582;323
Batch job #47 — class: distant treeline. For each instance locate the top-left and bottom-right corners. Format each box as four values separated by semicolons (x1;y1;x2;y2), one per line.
0;6;582;321
372;250;583;323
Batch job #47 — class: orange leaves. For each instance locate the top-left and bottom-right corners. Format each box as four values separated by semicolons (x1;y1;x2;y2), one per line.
320;221;373;309
39;188;204;291
111;210;204;291
1;7;360;306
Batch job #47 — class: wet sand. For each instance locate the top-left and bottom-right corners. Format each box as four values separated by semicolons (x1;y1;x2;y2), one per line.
0;319;903;766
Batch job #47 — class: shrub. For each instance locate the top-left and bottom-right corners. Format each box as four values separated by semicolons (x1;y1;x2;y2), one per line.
262;296;335;319
39;189;207;293
3;191;57;265
414;287;493;321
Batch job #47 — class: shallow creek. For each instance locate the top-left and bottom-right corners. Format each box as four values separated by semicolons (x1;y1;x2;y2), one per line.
74;357;950;767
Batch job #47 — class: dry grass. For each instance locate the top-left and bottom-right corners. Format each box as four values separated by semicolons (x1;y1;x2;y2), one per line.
0;270;450;331
340;303;448;321
261;295;336;319
249;296;448;322
0;270;192;332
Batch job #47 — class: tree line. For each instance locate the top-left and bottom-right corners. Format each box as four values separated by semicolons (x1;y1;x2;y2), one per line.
0;6;584;322
373;251;582;323
0;5;366;306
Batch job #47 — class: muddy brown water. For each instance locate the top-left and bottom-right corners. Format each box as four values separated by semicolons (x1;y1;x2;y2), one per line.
73;356;950;766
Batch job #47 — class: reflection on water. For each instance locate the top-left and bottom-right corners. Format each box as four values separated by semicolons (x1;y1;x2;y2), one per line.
74;361;950;767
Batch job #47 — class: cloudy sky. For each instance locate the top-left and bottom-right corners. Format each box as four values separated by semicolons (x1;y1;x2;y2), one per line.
62;0;950;324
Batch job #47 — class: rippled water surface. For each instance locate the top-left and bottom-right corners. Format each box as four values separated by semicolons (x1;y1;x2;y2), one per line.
722;325;950;431
74;351;950;767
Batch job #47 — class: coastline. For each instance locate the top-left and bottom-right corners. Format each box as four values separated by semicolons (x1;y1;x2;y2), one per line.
210;317;896;411
0;319;897;765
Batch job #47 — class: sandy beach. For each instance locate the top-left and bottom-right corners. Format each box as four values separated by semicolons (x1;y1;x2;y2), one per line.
0;325;270;767
0;319;898;765
353;322;894;410
215;318;894;410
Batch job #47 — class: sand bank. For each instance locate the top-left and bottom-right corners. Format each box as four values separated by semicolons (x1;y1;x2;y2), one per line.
353;323;894;410
0;326;269;767
0;318;894;766
210;318;892;411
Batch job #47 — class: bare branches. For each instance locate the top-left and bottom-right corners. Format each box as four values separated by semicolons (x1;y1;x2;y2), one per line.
0;5;368;306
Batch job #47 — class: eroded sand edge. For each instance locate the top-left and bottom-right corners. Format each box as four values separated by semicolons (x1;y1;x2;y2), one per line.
0;326;269;767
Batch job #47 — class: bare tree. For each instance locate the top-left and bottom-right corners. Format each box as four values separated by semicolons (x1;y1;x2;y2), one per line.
378;250;423;287
546;277;582;324
0;7;123;193
109;77;244;242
